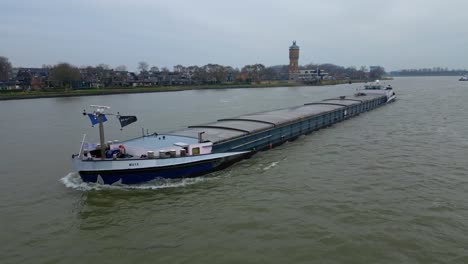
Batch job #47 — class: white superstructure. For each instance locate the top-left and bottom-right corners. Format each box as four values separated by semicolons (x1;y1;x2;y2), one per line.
357;80;396;103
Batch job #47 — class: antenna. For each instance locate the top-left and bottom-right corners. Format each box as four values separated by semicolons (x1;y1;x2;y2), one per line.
90;105;111;114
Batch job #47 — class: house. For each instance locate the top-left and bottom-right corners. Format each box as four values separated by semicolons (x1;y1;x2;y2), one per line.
16;68;49;89
0;80;21;90
296;69;328;83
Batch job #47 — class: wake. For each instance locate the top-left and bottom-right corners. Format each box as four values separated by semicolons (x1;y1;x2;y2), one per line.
60;172;213;191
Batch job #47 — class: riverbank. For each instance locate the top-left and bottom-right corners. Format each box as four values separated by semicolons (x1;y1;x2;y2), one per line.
0;79;362;101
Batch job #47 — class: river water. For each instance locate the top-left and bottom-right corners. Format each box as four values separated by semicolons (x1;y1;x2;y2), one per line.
1;77;468;263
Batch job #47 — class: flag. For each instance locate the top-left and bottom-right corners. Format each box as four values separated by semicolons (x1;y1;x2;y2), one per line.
118;115;138;128
88;113;107;126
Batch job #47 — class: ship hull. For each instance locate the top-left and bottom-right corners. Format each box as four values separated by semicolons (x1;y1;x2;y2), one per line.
75;152;248;185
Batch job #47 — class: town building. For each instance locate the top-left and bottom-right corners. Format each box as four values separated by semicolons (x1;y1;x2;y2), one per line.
297;69;328;83
16;68;49;89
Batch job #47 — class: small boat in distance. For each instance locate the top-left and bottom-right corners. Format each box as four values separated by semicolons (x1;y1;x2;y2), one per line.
459;75;468;81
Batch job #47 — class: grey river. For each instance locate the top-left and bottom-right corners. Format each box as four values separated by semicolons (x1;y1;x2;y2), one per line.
1;77;468;263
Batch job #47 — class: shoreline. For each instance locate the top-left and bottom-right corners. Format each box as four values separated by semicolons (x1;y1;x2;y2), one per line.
0;80;362;101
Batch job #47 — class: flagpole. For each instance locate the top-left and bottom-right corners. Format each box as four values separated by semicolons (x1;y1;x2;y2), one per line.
87;105;111;160
98;114;106;160
78;134;86;158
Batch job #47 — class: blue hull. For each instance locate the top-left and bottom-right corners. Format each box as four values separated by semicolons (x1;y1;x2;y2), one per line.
79;157;241;185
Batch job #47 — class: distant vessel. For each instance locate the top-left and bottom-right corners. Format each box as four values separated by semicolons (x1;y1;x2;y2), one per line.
459;75;468;81
72;89;396;185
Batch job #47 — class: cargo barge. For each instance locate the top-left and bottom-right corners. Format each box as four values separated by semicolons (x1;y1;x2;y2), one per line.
72;84;395;184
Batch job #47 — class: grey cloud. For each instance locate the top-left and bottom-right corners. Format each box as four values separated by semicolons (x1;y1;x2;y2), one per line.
1;0;467;71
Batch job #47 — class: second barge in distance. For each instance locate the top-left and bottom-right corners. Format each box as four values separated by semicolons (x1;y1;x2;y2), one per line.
73;83;395;184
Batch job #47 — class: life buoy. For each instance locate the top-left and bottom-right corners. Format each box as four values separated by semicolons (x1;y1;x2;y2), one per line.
118;145;126;154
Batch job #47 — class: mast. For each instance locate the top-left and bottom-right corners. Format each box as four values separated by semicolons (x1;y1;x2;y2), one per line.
98;113;106;160
83;105;137;160
89;105;111;160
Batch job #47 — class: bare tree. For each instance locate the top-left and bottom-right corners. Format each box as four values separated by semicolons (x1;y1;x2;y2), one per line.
0;56;13;81
262;67;276;81
150;66;159;73
115;65;127;71
160;67;170;84
49;62;81;89
138;61;149;73
241;64;265;82
173;64;186;73
211;64;228;83
369;66;385;80
359;66;368;79
187;65;203;84
97;63;111;70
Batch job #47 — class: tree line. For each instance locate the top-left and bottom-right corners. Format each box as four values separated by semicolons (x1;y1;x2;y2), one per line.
390;67;468;76
0;55;386;89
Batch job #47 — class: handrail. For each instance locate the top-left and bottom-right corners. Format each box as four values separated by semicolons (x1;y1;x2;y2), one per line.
217;118;276;126
188;125;250;134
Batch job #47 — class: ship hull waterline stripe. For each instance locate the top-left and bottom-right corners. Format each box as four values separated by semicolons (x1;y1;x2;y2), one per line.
78;152;248;184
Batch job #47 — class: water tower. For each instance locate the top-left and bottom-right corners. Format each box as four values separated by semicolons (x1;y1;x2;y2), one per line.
289;41;300;80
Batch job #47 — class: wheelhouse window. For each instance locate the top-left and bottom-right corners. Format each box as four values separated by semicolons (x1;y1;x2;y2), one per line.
192;147;200;155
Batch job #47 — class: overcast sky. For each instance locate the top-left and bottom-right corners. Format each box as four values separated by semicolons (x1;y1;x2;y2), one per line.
1;0;467;71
